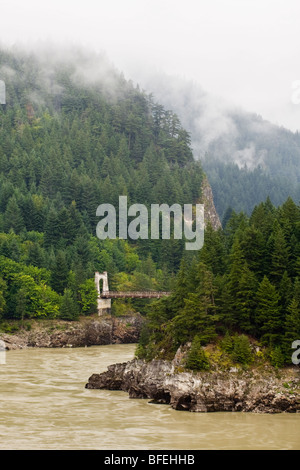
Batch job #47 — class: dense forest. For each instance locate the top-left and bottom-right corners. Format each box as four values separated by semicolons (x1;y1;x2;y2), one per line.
0;47;203;323
137;72;300;220
136;197;300;366
0;48;299;370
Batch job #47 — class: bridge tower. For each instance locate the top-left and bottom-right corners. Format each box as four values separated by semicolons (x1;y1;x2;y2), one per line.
95;271;111;316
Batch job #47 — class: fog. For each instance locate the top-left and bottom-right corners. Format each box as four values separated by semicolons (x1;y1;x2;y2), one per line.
0;0;299;162
1;0;299;127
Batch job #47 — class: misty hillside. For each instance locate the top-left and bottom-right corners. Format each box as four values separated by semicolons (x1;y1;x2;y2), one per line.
136;73;300;220
0;46;204;321
0;46;299;369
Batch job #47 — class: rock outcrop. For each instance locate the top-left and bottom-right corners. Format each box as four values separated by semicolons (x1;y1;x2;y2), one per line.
85;358;300;413
201;175;222;230
0;314;144;349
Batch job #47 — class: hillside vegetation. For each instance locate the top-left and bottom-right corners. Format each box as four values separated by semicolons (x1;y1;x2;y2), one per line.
138;73;300;220
0;47;203;323
0;48;299;371
136;197;300;367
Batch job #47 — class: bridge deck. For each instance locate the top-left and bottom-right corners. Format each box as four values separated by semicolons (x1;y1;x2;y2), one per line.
100;291;171;299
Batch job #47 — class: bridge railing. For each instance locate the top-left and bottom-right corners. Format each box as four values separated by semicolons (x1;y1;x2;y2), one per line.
100;291;171;299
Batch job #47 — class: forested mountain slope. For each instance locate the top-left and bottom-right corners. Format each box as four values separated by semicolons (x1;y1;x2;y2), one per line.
0;48;299;370
0;47;204;322
136;73;300;220
137;197;300;366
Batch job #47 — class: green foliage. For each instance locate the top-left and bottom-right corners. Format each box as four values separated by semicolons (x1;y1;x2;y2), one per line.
78;278;98;314
147;79;300;221
282;296;300;361
269;346;285;368
0;277;7;319
60;288;79;321
220;331;234;353
111;301;136;317
185;335;210;371
255;276;281;346
170;262;218;346
220;333;253;365
1;47;299;361
138;197;300;367
203;155;300;222
231;335;252;365
0;48;204;321
50;251;69;295
2;267;60;319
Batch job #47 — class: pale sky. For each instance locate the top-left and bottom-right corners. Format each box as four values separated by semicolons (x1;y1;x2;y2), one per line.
1;0;300;131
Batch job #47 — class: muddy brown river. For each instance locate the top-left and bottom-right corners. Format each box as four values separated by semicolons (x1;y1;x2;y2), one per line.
0;344;299;450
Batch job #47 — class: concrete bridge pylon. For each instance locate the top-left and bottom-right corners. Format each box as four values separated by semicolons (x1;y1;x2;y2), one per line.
95;271;111;316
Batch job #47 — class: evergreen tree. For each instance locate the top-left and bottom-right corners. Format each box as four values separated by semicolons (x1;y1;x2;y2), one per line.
278;271;293;312
231;334;252;365
255;276;281;346
198;224;227;276
269;346;285;368
60;288;79;320
4;196;25;234
282;297;300;361
185;335;210;371
239;225;266;278
168;257;192;314
224;239;248;327
270;225;290;284
50;251;69;294
44;208;60;248
0;277;7;320
171;263;217;345
235;264;257;333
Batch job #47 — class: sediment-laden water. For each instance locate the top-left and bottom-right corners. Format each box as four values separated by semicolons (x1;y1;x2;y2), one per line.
0;344;299;450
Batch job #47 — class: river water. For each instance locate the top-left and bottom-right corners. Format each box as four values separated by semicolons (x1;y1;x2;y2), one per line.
0;344;299;450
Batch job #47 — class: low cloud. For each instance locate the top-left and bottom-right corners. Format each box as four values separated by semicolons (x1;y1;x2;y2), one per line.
131;70;281;170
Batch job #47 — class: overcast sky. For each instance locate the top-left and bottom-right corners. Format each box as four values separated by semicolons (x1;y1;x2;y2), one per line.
1;0;300;131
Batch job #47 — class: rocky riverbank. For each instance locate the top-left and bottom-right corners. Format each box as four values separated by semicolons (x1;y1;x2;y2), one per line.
0;314;144;349
85;357;300;413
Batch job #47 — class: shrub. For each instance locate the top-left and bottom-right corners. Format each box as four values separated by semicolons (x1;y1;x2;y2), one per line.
269;346;285;368
231;334;252;365
186;335;210;371
221;330;234;353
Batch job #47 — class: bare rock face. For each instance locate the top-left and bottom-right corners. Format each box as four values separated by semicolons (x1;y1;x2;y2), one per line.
85;358;300;414
0;315;144;349
201;175;222;230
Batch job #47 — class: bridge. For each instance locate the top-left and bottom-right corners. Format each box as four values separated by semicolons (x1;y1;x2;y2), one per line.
95;271;171;315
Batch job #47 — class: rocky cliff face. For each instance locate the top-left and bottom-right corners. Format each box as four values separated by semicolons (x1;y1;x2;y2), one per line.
201;175;222;230
86;358;300;413
0;315;144;349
